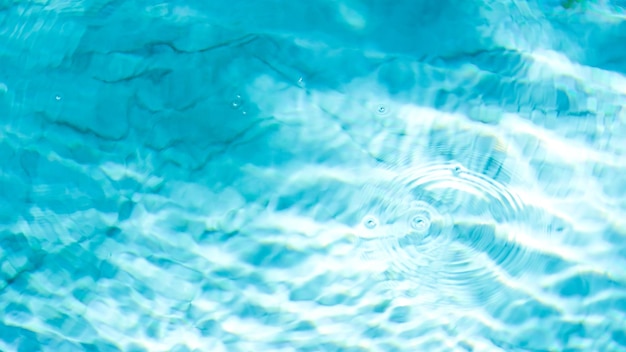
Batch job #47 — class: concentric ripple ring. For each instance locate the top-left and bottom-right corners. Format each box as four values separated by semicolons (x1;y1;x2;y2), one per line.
357;162;553;307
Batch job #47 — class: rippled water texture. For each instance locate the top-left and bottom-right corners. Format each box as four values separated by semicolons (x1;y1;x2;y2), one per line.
2;0;626;351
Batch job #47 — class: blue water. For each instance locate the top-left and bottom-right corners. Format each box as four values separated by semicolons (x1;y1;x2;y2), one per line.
2;0;626;351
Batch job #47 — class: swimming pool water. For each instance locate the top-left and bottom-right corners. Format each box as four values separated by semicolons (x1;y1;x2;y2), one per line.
1;0;626;351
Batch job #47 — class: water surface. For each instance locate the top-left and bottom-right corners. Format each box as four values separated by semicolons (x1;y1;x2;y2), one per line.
1;0;626;351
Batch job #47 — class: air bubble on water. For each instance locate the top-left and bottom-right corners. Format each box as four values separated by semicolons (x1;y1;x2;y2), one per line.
297;77;305;87
55;95;62;101
409;212;431;232
377;104;388;115
231;94;243;109
412;217;425;229
363;215;378;229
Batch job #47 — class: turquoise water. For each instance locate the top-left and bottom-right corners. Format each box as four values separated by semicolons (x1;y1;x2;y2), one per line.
1;0;626;351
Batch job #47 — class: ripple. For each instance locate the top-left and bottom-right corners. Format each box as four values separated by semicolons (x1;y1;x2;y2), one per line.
357;162;554;307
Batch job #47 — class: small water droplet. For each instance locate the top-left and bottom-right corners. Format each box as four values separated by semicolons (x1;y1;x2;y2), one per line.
377;104;387;115
55;95;61;101
363;216;378;229
297;77;305;87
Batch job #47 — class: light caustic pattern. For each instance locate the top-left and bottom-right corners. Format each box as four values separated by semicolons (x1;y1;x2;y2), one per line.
2;0;626;351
